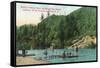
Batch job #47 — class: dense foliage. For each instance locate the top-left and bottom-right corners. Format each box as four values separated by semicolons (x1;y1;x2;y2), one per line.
16;7;96;50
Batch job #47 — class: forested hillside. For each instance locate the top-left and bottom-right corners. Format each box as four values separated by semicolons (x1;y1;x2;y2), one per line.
16;7;96;50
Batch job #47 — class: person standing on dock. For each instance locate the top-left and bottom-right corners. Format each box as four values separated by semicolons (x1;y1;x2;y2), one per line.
44;49;48;59
22;48;26;57
62;51;66;58
76;45;79;55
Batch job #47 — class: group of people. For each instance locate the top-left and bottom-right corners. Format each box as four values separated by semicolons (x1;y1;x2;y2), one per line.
43;48;79;59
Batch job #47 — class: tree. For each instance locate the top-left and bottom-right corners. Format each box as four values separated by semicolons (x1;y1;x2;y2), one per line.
47;11;50;17
41;13;44;21
58;18;65;48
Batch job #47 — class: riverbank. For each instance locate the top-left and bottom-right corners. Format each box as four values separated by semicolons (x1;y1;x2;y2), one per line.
68;35;96;49
16;56;49;65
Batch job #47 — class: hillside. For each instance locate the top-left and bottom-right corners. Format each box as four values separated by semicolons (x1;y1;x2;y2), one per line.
16;7;97;50
37;7;96;49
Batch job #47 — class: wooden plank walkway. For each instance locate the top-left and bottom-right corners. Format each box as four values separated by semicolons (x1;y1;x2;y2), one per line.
17;54;79;58
48;54;79;58
17;54;35;56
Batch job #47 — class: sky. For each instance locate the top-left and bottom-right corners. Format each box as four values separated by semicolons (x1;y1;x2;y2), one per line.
16;3;81;26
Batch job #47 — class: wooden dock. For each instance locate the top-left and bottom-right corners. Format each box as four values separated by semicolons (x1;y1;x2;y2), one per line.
49;54;79;58
17;53;79;58
17;54;35;56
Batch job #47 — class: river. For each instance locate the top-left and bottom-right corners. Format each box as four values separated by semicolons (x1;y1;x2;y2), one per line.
23;48;96;63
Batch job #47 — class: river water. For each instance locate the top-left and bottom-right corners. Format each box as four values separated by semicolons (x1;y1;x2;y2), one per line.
24;48;96;63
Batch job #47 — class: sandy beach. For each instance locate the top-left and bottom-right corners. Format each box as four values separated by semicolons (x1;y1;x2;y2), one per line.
16;56;49;65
